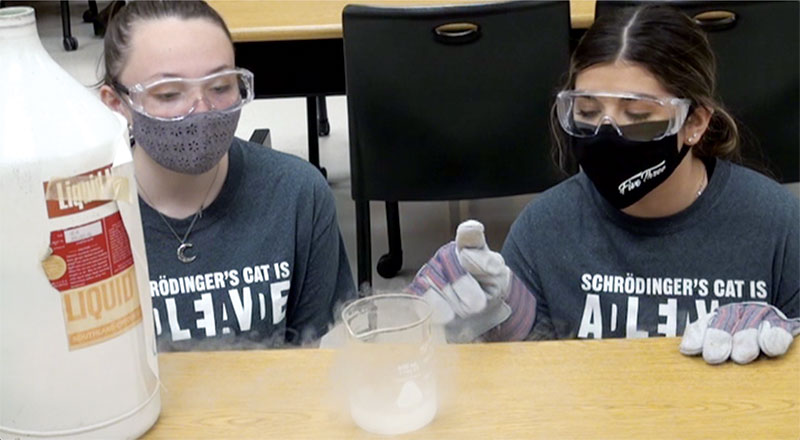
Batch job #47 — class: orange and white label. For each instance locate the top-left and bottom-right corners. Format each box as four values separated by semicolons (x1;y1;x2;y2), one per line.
43;164;130;218
62;267;142;349
44;211;142;350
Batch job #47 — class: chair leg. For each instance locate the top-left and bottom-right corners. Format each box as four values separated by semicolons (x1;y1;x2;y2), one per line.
317;96;330;137
356;200;372;295
376;201;403;279
305;96;327;178
60;1;78;51
91;0;124;37
85;0;104;36
448;200;468;233
83;0;98;22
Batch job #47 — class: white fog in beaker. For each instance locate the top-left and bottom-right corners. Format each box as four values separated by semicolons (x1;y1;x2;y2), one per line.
340;294;438;436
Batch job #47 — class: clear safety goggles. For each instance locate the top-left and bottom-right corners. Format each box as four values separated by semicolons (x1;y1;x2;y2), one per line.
113;68;254;121
555;91;691;142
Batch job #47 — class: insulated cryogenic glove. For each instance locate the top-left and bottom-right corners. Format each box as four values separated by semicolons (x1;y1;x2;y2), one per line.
680;302;800;365
407;220;536;343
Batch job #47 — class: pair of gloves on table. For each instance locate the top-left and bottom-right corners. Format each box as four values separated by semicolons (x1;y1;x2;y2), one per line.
679;302;800;364
409;220;800;364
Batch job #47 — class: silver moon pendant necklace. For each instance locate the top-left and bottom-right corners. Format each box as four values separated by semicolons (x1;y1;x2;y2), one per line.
177;243;194;263
138;164;220;264
146;198;203;263
168;212;200;263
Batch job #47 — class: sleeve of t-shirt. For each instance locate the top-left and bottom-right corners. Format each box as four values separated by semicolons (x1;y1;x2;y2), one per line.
287;175;356;343
501;213;556;340
776;199;799;318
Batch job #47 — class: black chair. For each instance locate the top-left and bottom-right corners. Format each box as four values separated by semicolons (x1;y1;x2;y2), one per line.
248;128;272;148
58;0;98;51
317;96;330;136
595;1;799;183
57;0;126;51
343;1;570;291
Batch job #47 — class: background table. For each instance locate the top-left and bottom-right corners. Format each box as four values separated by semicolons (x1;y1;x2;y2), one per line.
142;337;799;439
209;0;595;41
207;0;596;171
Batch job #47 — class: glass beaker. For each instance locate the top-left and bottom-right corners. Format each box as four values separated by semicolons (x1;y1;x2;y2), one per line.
341;293;437;435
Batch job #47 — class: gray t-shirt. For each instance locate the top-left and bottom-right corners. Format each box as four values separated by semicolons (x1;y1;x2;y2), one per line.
141;138;355;351
502;159;799;340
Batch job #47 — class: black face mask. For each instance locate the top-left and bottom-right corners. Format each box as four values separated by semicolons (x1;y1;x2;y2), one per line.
571;125;691;209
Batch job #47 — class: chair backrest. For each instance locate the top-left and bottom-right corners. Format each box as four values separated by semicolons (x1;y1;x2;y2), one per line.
596;1;799;183
343;1;570;202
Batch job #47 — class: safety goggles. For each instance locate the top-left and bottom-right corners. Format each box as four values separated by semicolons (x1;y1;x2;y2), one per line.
113;68;254;121
555;91;691;142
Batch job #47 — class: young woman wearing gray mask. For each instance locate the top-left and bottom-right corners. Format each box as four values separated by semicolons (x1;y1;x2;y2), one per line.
99;1;355;351
408;5;799;364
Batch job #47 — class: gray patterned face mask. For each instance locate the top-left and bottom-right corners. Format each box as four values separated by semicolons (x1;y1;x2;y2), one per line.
131;109;241;174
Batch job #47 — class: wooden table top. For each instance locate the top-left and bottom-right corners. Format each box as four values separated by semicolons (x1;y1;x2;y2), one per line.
208;0;597;42
141;337;799;439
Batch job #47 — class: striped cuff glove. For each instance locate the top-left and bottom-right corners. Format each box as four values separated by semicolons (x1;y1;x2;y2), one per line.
680;302;800;365
406;220;536;343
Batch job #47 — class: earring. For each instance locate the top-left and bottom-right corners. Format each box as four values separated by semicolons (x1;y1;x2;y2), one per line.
689;133;699;144
128;124;135;147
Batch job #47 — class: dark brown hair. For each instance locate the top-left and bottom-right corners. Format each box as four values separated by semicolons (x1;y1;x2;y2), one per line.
102;0;232;86
552;5;741;174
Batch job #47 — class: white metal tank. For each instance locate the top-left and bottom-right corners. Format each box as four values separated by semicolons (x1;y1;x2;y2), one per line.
0;6;160;439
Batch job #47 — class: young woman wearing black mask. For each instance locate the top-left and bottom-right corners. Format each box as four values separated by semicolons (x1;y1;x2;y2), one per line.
409;5;799;364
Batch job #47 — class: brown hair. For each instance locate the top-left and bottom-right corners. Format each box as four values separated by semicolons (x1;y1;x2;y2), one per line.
552;5;741;175
102;0;232;85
